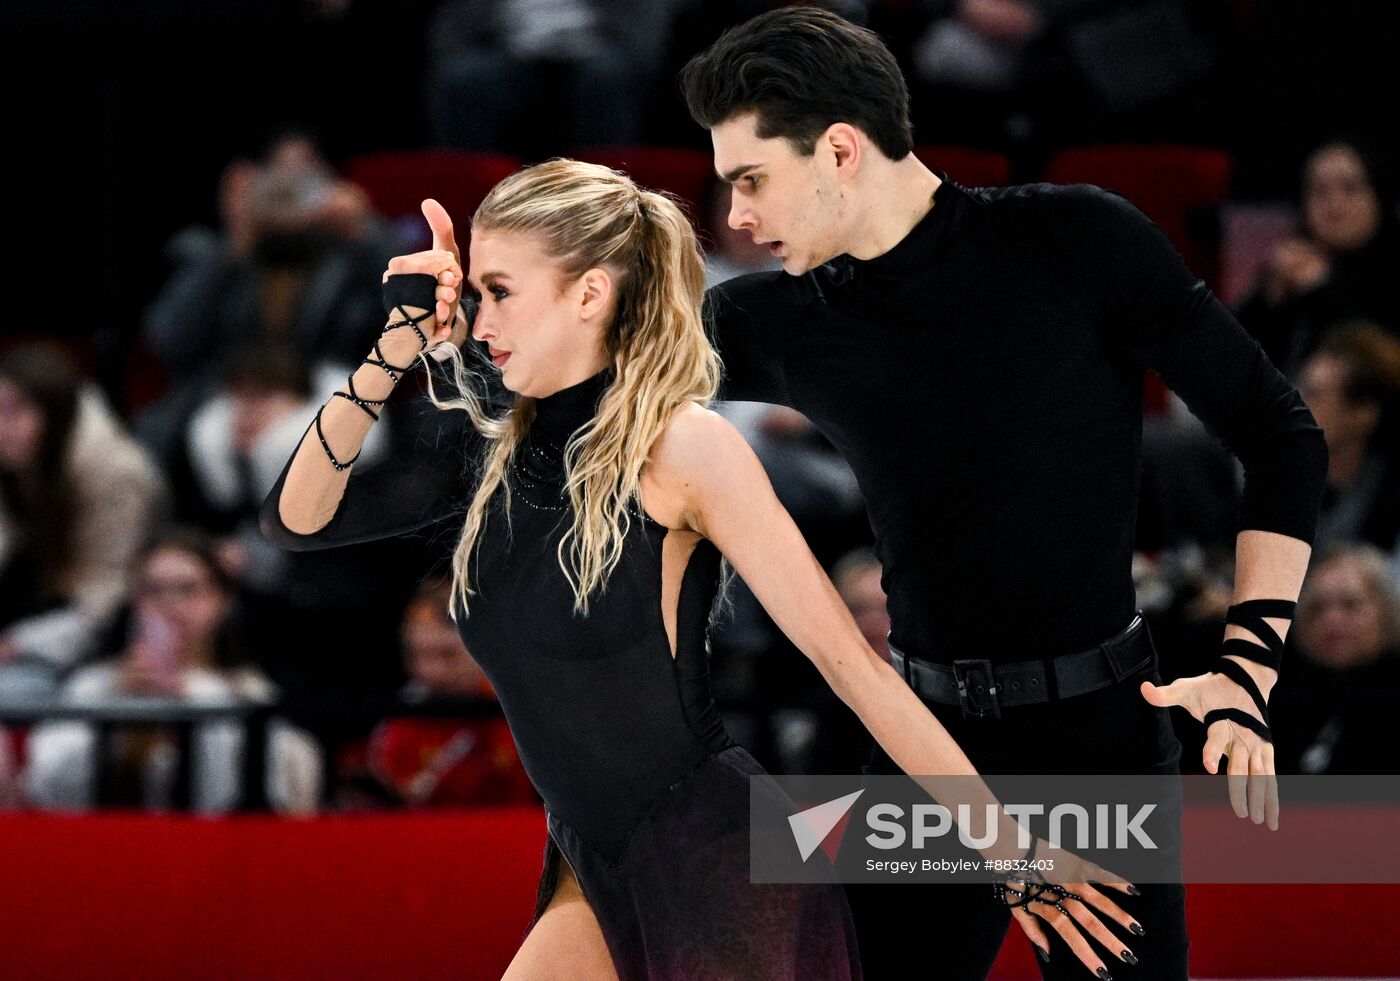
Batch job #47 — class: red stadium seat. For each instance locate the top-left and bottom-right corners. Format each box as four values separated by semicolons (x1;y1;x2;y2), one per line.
913;145;1014;188
344;150;523;234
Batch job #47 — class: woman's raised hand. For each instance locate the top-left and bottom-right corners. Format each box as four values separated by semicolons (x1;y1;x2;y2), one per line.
381;199;468;357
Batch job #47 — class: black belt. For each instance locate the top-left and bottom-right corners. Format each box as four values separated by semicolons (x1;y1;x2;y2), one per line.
888;614;1156;720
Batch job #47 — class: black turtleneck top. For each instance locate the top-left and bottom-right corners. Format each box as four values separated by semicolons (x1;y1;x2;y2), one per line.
261;371;734;862
708;179;1328;666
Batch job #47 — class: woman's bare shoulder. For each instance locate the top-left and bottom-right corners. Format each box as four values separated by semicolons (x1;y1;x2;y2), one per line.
641;402;755;532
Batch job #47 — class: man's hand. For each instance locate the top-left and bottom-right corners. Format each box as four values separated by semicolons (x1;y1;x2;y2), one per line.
1140;672;1280;829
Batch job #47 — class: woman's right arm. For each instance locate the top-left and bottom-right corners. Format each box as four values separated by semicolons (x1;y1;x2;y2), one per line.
260;230;470;552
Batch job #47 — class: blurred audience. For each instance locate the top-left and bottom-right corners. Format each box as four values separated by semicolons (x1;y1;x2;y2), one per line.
335;577;534;808
875;0;1222;149
184;339;390;586
426;0;684;156
1236;139;1400;379
833;547;891;664
804;547;889;775
1296;322;1400;556
23;529;321;813
0;343;168;700
135;133;399;481
1270;545;1400;775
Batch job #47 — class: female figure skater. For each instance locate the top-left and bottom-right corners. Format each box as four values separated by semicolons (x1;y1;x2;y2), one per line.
261;160;1139;979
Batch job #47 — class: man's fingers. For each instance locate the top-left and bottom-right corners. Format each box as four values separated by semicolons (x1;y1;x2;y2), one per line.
1265;767;1280;831
1201;724;1228;774
1226;734;1250;817
422;198;460;260
1139;678;1185;709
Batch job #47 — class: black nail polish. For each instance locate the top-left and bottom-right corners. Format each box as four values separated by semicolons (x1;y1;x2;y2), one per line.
1129;922;1145;937
1096;968;1113;981
1122;950;1139;966
1035;944;1050;963
1127;884;1141;896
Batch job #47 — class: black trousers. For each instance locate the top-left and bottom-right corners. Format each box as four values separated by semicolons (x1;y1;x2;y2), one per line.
846;657;1190;981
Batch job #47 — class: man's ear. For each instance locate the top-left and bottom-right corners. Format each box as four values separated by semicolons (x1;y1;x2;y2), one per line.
824;122;862;179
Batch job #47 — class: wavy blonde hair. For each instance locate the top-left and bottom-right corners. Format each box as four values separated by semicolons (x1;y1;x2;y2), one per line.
424;159;721;618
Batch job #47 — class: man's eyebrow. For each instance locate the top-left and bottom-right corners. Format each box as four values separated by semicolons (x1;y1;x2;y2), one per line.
717;164;760;184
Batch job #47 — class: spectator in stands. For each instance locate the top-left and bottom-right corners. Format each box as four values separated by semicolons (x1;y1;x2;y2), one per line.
184;337;423;707
1297;322;1400;555
23;529;320;813
1270;545;1400;774
1237;139;1400;379
135;132;400;480
426;0;682;156
185;338;390;567
337;576;534;808
0;343;167;700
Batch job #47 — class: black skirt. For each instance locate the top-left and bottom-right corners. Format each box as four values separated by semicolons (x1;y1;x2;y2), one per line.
531;745;862;980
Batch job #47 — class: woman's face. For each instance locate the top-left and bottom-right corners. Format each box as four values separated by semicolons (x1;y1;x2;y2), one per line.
466;228;612;398
1296;559;1390;670
0;378;44;470
134;548;230;653
1303;145;1381;254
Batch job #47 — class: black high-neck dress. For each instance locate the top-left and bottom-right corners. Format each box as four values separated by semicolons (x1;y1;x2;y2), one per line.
261;369;862;980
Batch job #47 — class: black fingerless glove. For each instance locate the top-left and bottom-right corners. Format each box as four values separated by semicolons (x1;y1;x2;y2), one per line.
382;273;438;319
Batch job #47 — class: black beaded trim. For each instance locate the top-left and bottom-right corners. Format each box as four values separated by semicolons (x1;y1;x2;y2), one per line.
366;303;439;383
990;834;1081;915
331;372;386;422
314;404;358;472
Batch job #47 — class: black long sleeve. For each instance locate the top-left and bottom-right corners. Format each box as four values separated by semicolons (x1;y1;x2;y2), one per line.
259;398;484;553
1037;184;1328;544
705;178;1327;662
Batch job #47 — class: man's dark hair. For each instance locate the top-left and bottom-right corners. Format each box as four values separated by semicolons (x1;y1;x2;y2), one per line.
679;6;913;160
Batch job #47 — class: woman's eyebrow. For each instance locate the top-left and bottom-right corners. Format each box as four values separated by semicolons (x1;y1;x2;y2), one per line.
466;270;511;291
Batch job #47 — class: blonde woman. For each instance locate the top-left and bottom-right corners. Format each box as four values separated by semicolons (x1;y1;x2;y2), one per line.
261;161;1140;980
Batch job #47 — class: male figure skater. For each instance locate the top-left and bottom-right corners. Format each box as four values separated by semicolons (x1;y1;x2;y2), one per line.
680;8;1326;980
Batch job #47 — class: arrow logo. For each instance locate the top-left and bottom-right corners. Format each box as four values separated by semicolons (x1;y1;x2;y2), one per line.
788;790;864;862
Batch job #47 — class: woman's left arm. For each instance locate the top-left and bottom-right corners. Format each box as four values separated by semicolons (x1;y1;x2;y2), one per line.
648;405;981;783
646;405;1144;976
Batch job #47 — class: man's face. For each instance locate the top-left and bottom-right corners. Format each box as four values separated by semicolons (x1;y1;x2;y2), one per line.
711;112;847;276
